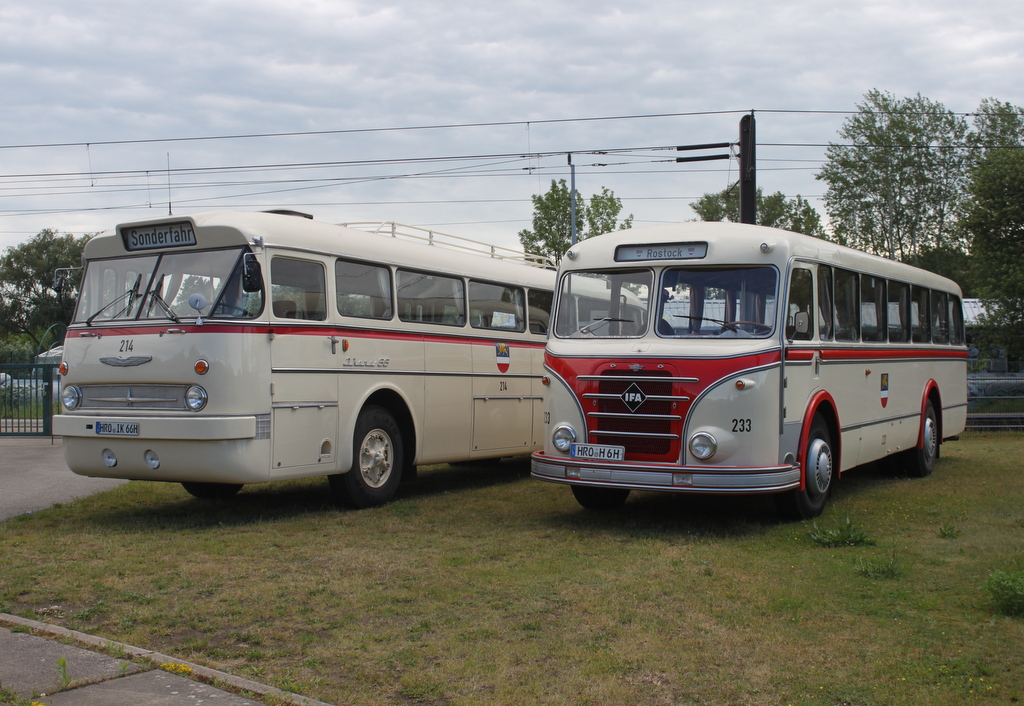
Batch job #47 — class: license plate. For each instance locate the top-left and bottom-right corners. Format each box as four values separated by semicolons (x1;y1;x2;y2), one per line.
95;421;140;436
570;443;625;461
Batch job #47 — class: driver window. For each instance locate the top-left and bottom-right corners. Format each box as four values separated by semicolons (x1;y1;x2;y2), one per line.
786;267;814;341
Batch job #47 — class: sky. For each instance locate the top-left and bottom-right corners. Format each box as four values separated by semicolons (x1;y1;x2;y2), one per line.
2;0;1022;255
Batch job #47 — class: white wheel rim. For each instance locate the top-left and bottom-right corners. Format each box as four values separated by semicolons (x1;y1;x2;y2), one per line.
923;415;937;462
359;429;393;488
807;437;832;495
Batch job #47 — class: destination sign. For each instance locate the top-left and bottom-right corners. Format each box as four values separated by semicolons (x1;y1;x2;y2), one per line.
614;241;707;262
121;222;197;251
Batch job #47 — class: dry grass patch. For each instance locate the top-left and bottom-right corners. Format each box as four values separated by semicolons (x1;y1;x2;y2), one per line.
2;436;1024;705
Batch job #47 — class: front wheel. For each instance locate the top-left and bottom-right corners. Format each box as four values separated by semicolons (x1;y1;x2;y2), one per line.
776;414;834;521
571;485;630;510
330;406;403;508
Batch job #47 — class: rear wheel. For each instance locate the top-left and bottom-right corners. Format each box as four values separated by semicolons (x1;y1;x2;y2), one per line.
905;399;938;478
776;414;834;521
571;485;630;510
181;482;242;499
330;406;403;508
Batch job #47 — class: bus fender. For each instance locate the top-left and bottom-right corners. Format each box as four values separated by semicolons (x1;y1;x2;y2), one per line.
338;385;418;473
917;381;942;451
798;392;841;488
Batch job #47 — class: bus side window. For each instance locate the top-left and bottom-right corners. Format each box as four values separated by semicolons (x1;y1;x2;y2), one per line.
887;280;910;343
336;258;392;319
528;289;552;335
817;265;833;341
397;270;466;326
860;274;886;342
469;280;526;332
834;268;859;342
911;286;931;343
949;295;965;346
271;257;327;321
786;268;813;341
931;290;949;344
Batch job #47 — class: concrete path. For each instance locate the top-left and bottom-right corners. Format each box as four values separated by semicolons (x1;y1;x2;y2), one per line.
0;617;334;706
0;437;125;521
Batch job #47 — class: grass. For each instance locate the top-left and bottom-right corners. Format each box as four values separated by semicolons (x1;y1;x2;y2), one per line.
1;433;1023;705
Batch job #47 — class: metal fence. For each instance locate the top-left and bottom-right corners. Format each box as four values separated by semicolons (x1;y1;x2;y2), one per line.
967;362;1024;431
0;364;58;437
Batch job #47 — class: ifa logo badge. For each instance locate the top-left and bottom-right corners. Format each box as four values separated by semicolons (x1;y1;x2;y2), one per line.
880;373;889;408
495;342;510;373
621;382;647;412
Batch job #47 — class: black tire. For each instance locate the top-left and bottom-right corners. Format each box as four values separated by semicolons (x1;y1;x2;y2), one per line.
776;414;834;521
181;482;243;499
330;406;403;508
905;399;938;478
570;485;630;510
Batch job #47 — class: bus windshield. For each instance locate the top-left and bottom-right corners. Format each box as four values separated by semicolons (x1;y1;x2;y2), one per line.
75;247;263;324
658;266;778;338
554;269;652;338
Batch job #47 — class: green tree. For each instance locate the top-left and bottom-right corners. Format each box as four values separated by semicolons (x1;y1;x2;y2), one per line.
970;98;1024;150
816;89;971;264
518;179;632;264
964;148;1024;357
690;186;825;237
0;229;90;347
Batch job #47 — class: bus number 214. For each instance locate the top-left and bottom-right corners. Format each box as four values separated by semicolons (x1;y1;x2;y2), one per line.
732;418;752;433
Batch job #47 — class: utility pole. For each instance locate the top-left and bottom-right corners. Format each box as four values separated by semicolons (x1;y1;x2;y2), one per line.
568;153;578;246
738;113;756;225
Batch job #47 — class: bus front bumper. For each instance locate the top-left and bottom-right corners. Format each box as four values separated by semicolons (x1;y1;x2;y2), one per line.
54;414;269;484
531;452;801;494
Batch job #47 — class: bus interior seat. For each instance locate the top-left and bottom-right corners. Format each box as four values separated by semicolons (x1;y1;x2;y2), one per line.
273;300;298;318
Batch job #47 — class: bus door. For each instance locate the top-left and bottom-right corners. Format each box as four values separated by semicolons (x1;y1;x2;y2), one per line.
468;280;533;454
268;255;340;472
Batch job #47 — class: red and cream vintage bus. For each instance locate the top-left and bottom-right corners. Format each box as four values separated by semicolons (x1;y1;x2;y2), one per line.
55;211;555;506
531;221;967;519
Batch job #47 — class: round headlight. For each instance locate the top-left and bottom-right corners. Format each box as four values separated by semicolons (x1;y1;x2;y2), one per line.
184;385;208;412
552;424;577;452
688;432;718;460
61;385;81;411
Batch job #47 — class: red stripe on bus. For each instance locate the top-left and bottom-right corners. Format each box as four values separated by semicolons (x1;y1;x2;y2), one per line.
67;323;546;348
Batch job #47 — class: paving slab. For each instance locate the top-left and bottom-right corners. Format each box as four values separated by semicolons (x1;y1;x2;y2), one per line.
0;617;337;706
0;626;142;699
41;669;261;705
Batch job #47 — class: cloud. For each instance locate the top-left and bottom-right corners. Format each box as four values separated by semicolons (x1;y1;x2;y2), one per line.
1;0;1023;251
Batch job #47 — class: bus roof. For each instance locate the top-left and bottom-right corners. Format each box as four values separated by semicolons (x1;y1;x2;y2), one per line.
562;222;963;295
82;211;556;289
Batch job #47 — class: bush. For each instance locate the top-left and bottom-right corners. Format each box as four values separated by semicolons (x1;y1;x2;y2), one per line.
985;570;1024;617
809;516;876;547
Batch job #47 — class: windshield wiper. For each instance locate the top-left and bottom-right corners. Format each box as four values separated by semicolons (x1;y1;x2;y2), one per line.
574;316;631;336
145;275;180;323
85;274;142;326
672;313;736;330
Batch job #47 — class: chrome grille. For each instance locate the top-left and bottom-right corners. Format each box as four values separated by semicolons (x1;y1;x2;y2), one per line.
80;385;188;409
580;371;693;458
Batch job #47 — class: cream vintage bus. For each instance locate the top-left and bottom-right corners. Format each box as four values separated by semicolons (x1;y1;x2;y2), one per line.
531;221;968;519
55;211;555;506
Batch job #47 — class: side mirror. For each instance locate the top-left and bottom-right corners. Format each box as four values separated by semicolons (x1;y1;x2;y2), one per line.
794;311;810;335
242;254;262;293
